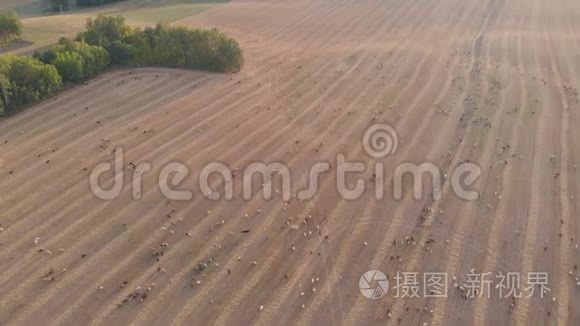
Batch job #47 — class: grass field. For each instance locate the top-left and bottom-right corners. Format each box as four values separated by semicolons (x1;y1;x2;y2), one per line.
121;3;211;24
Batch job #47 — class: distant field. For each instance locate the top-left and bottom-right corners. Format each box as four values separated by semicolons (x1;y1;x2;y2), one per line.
3;0;230;54
121;3;211;24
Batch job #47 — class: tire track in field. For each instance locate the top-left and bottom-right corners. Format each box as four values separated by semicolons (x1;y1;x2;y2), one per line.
557;4;580;320
338;0;504;323
544;24;572;326
427;21;516;326
472;7;535;325
513;4;555;323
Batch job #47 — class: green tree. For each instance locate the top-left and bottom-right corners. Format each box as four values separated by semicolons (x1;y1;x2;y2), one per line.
77;15;133;48
0;11;22;43
34;48;57;64
41;39;110;80
113;23;244;73
108;40;134;65
0;56;11;113
52;51;84;81
69;41;110;77
2;55;62;111
213;30;244;73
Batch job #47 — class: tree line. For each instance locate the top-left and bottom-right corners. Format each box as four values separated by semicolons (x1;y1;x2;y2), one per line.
78;16;244;73
0;14;243;115
48;0;128;12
